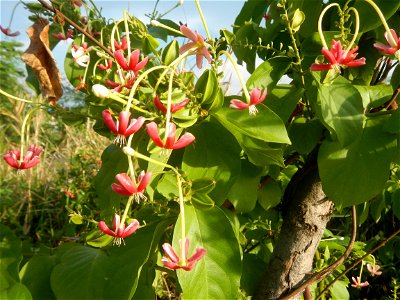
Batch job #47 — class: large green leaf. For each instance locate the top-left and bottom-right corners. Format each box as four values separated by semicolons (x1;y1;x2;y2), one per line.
317;77;364;146
246;56;292;91
94;144;128;214
354;0;400;32
214;106;291;144
318;116;398;208
174;205;242;299
289;117;324;154
51;220;169;300
182;121;241;205
228;160;263;213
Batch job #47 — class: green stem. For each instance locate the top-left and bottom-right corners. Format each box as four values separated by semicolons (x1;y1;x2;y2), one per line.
0;89;36;104
364;0;397;46
164;69;175;145
194;0;211;41
150;20;184;36
219;50;250;102
8;1;21;28
176;174;187;263
344;7;360;53
19;106;42;162
318;3;340;49
120;196;134;227
123;10;132;60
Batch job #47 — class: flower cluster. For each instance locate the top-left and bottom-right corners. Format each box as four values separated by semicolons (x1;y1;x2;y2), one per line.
162;238;206;271
230;88;267;115
374;29;400;57
72;42;93;67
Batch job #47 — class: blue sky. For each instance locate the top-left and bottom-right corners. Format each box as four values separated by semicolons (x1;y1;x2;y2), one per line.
1;0;250;93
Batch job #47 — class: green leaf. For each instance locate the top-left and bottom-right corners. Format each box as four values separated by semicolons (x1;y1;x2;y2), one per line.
265;84;304;123
228;160;263;213
246;56;292;91
191;178;216;194
182;122;241;205
50;220;169;300
289;117;324;154
20;255;57;299
214;106;291;144
161;40;179;66
157;172;179;199
94;144;128;214
195;70;224;112
354;0;400;32
384;109;400;134
330;280;350;300
318;116;398;208
191;193;215;210
354;84;393;109
317;77;364;146
174;205;242;299
0;224;22;291
2;283;32;300
241;254;267;296
257;179;282;211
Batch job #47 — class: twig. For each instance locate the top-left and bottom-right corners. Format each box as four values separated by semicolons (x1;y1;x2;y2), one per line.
316;227;400;299
279;205;357;300
36;0;113;57
384;85;400;111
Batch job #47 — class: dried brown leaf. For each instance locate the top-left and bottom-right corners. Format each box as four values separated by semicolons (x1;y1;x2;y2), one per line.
21;18;63;104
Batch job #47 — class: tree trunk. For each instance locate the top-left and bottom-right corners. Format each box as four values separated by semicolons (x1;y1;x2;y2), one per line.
255;163;333;299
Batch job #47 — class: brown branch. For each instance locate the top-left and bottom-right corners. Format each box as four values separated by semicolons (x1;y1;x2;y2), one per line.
36;0;113;57
384;85;400;111
315;227;400;300
279;205;357;300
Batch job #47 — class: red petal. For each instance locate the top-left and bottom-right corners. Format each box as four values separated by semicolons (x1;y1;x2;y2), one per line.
136;171;152;193
162;243;180;263
180;25;198;42
98;220;116;236
161;258;180;270
146;122;164;148
129;50;140;70
102;110;118;134
117;111;131;135
171;98;190;113
121;219;140;237
172;132;195;150
229;99;250;110
310;63;333;71
154;96;167;113
3;153;20;169
124;116;146;136
114;50;129;70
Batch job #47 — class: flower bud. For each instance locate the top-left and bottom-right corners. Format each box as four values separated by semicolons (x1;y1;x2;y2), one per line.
92;84;109;98
150;20;161;27
123;146;135;156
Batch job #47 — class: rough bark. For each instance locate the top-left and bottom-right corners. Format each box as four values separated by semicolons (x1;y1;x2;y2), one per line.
255;164;333;299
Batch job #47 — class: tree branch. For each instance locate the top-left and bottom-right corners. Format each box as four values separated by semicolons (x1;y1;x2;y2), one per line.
37;0;113;57
279;205;357;300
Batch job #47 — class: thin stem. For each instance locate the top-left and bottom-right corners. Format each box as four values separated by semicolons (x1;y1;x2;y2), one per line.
164;70;175;144
19;106;42;161
120;196;134;227
316;227;400;300
318;3;340;49
219;50;250;102
8;1;21;28
344;7;360;53
0;89;36;104
194;0;211;41
176;174;187;263
150;20;184;36
123;10;132;60
364;0;397;46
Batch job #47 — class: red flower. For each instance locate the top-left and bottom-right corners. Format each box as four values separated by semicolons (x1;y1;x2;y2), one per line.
114;49;149;75
3;144;43;170
179;25;212;69
230;88;267;115
146;122;195;150
102;110;145;145
351;276;369;289
52;29;73;41
75;75;86;91
111;171;152;201
114;37;128;51
98;59;113;71
310;40;366;72
162;238;206;271
374;29;400;56
0;25;20;37
154;96;189;113
98;214;140;246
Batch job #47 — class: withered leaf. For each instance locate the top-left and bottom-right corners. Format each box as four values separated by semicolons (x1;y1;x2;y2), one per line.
22;18;63;104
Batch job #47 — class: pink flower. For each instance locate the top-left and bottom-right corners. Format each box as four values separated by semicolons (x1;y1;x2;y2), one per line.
374;29;400;56
71;42;92;67
114;49;149;75
111;171;152;201
0;25;20;37
146;122;195;150
114;37;128;51
102;110;146;145
52;29;73;41
98;214;140;246
98;59;113;71
162;238;206;271
230;88;267;115
3;144;43;170
179;25;212;69
154;96;189;113
310;40;366;72
367;264;382;276
351;276;369;289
